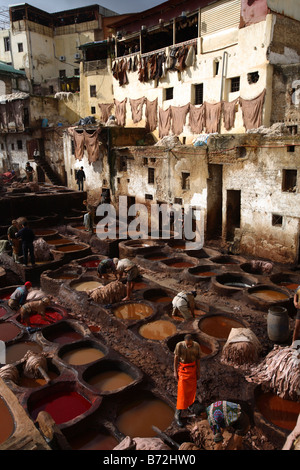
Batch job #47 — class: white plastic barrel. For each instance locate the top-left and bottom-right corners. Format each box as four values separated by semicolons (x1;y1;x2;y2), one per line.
0;340;6;364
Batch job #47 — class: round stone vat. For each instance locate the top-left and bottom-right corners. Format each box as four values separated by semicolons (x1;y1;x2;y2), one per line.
46;237;75;247
40;320;86;346
254;386;300;447
166;332;218;359
118;239;165;258
26;381;101;427
138;317;177;341
269;272;300;292
245;284;291;312
62;423;119;450
112;301;155;321
0;395;15;445
33;228;58;239
58;339;108;367
0;305;9;319
51;242;90;254
45;266;82;281
143;252;170;262
70;276;103;293
76;255;107;270
16;360;60;389
143;288;173;304
160;257;197;270
167;239;189;251
186;264;221;282
185;247;219;259
212;272;257;296
240;262;272;276
115;390;174;439
5;340;43;364
198;313;247;341
0;321;23;343
82;359;143;395
15;304;68;328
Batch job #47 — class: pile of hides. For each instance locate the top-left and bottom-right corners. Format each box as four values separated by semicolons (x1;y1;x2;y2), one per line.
246;345;300;401
178;442;201;450
88;280;126;305
221;328;262;369
27;289;47;301
0;364;19;383
33;238;52;261
250;260;273;274
154;135;182;149
23;350;48;379
113;436;171;451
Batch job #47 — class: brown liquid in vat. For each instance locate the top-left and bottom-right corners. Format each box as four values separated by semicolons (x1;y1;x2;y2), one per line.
252;290;288;301
62;347;105;365
199;315;243;339
139;320;176;340
6;341;43;363
194;271;217;277
0;322;21;342
116;397;174;438
150;296;173;303
47;238;73;245
69;430;118;450
0;397;14;444
279;282;299;290
73;281;102;292
19;371;58;388
168;261;194;268
114;303;153;320
256;392;300;430
87;370;134;392
133;282;148;290
147;255;169;261
55;244;86;252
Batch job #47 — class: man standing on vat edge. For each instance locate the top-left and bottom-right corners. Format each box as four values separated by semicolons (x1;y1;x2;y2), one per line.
174;334;201;427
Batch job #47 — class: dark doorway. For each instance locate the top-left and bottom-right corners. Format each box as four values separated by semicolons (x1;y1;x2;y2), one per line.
36;166;45;182
226;190;241;241
206;164;223;240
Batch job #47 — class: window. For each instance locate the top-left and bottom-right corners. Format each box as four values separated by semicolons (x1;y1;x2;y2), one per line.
165;87;173;101
182;172;190;190
90;85;96;97
71;139;75;155
74;68;80;76
214;60;220;77
17;140;22;150
59;70;66;78
282;169;297;193
17;43;23;53
119;156;127;172
91;106;96;114
247;71;259;84
148;167;155;184
49;85;54;94
272;214;283;227
287;145;295;153
11;143;14;150
4;37;10;52
194;84;203;105
143;157;148;165
145;194;153;200
174;197;182;205
230;77;240;93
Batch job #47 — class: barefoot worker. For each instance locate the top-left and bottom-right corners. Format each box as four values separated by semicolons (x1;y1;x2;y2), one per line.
174;334;201;427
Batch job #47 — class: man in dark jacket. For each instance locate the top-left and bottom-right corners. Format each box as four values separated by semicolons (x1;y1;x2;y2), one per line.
76;166;86;191
16;221;35;267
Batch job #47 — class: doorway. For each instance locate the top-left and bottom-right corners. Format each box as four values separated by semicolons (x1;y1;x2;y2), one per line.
206;164;223;240
226;190;241;241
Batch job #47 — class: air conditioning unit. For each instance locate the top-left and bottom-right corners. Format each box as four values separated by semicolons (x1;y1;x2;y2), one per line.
74;53;81;59
59;55;66;61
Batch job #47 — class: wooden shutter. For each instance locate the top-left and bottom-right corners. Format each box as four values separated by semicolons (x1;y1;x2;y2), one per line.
201;0;241;36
